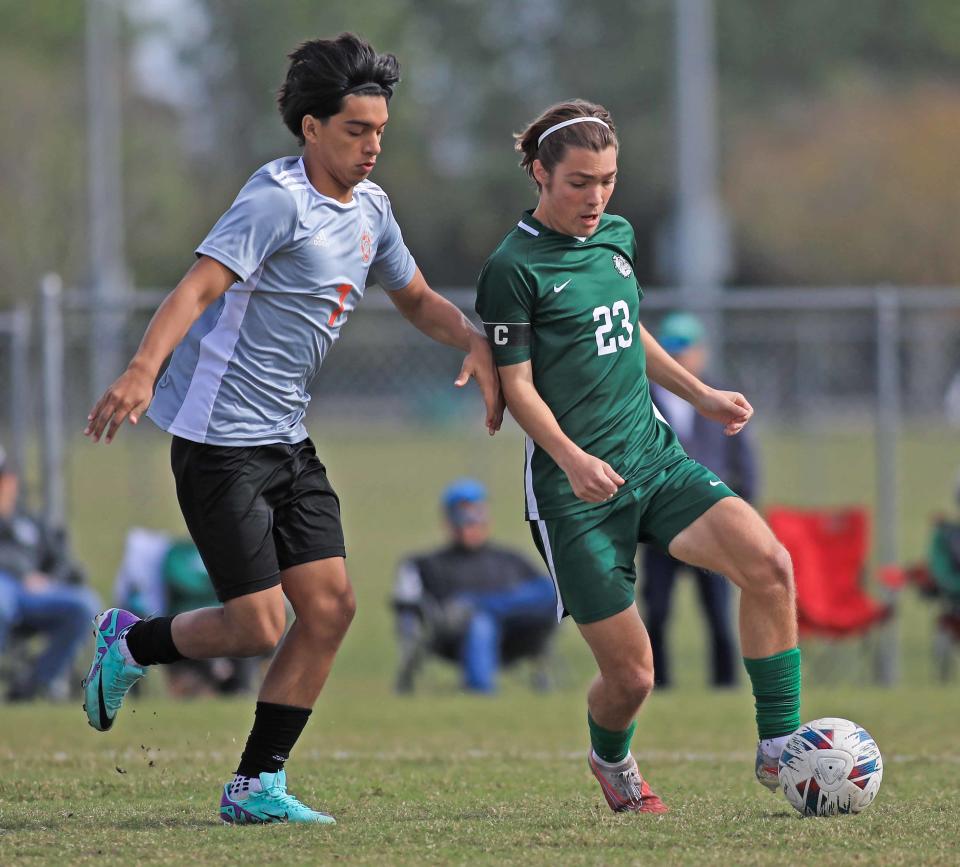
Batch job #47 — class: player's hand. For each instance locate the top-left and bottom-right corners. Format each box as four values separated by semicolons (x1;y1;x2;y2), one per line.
559;449;625;503
84;363;155;444
455;334;505;436
692;387;753;436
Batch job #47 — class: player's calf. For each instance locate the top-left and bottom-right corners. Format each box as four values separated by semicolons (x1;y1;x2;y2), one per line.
744;647;802;792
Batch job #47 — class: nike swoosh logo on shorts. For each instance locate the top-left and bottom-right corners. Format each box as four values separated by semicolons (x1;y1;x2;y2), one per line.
709;480;722;487
553;279;571;293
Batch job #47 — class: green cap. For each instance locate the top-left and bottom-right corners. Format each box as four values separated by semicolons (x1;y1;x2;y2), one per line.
658;312;704;354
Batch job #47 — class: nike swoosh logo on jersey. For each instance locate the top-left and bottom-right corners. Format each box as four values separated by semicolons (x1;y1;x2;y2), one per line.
709;480;722;487
553;279;571;293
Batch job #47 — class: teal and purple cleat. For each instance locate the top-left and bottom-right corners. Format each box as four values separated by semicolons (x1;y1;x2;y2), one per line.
82;608;145;732
219;771;336;825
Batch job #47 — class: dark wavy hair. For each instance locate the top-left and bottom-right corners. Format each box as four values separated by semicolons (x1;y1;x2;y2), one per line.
277;33;401;144
515;99;618;188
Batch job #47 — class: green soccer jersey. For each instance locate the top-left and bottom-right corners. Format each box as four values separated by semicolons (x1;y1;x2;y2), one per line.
476;210;685;520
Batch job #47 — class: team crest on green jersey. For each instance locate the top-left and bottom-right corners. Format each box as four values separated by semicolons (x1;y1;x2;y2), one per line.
612;253;632;278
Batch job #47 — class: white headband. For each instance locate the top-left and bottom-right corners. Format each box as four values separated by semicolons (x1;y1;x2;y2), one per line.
537;116;610;147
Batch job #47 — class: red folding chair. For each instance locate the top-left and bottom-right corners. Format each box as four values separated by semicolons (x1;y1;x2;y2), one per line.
767;507;892;638
766;507;895;683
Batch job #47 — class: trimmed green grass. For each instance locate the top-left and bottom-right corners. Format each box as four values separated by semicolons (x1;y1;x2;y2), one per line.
1;685;958;865
1;422;958;863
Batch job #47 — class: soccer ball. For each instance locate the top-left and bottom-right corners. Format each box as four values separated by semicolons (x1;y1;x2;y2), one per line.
778;717;883;816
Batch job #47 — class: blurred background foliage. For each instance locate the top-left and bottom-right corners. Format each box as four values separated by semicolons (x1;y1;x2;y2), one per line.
3;0;960;304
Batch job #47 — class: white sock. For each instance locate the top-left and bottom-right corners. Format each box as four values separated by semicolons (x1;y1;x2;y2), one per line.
591;750;633;769
228;774;263;798
761;735;790;757
116;635;137;666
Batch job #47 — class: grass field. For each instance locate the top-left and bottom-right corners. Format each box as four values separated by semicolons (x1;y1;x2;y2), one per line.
1;686;958;864
1;422;959;864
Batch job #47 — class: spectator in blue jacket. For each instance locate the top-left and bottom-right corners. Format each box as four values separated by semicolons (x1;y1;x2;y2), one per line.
642;314;760;688
0;444;100;701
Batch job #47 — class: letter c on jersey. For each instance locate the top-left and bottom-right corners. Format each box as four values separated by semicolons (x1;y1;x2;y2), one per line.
494;325;508;345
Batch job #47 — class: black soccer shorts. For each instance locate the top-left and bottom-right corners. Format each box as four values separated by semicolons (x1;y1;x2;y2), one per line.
170;436;346;602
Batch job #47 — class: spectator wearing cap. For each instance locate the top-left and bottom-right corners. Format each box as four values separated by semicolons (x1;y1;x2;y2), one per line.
642;313;760;688
0;445;101;701
392;479;557;693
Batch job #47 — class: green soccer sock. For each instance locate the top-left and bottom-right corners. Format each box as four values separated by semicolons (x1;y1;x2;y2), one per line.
743;647;802;740
588;712;637;764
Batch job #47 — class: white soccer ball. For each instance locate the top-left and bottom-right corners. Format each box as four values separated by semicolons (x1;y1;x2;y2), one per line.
778;717;883;817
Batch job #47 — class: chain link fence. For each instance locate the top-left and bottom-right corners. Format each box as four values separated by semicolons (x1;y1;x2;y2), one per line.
40;283;960;423
4;278;960;685
30;280;960;528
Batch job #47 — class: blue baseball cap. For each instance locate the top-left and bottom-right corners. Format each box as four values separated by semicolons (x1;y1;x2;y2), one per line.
441;478;488;526
658;312;705;354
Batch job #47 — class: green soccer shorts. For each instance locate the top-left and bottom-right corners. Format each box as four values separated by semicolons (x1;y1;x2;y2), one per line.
529;457;736;624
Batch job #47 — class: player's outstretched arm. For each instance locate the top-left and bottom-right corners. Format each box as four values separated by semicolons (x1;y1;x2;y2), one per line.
388;268;504;435
639;323;753;436
499;362;624;503
84;256;238;444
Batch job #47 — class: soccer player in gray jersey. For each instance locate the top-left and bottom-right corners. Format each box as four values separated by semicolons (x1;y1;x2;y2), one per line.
80;33;503;825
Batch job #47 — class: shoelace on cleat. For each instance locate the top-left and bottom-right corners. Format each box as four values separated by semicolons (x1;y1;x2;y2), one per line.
103;661;142;707
614;769;643;802
262;783;318;815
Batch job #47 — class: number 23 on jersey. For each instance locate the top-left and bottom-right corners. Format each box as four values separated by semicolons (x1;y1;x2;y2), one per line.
593;300;634;356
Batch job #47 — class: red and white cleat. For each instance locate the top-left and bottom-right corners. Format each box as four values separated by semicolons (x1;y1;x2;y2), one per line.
588;752;669;814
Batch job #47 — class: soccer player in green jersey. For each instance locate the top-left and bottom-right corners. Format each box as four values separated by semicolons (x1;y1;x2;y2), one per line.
475;101;801;813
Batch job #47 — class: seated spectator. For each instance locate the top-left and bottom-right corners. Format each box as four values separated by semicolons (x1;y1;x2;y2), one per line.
0;444;101;701
392;479;558;694
923;474;960;679
114;528;259;697
927;474;960;604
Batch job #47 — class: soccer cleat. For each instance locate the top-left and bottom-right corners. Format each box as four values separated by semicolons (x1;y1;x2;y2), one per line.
588;752;669;814
755;742;780;791
219;770;336;825
82;608;145;732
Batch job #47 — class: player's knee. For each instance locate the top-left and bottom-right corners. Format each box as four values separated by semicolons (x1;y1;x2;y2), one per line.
769;543;794;593
327;585;357;637
747;542;793;599
243;608;287;655
613;664;655;706
301;584;356;637
245;628;282;657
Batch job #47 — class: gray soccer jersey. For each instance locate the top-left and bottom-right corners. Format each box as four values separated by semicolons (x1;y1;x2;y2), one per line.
147;156;416;445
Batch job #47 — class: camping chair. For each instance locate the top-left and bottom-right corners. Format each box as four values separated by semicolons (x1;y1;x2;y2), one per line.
766;507;896;683
393;594;559;694
904;521;960;682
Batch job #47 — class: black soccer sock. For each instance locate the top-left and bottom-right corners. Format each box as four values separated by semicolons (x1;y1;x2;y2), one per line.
236;701;312;778
123;616;186;666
